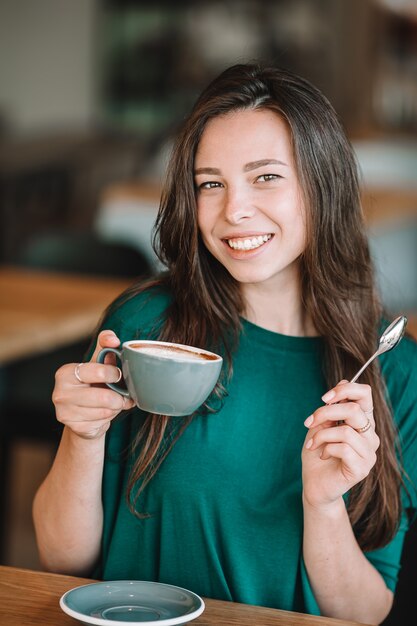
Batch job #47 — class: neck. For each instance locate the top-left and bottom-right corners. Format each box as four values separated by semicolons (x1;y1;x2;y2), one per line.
240;280;318;337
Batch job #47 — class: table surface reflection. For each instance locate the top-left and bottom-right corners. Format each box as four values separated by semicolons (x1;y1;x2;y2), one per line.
0;566;370;626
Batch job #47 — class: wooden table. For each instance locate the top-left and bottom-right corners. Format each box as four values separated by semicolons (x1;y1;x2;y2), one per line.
0;566;369;626
0;266;132;365
361;187;417;226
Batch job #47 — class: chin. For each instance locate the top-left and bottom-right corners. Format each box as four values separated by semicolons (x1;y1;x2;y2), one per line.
227;268;276;285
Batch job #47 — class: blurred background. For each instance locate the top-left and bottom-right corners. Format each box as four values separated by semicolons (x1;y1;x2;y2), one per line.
0;0;416;571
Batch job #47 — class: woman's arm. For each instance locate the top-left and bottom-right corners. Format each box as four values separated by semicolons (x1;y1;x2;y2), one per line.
33;427;106;576
32;330;135;576
303;496;392;624
302;380;393;624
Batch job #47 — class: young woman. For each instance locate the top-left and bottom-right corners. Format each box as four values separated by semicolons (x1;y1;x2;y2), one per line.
33;63;417;624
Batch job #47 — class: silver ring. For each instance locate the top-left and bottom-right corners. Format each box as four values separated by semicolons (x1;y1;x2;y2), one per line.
115;367;122;383
355;417;372;434
74;363;85;384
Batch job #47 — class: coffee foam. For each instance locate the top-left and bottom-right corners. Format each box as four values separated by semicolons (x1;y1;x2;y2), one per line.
133;345;208;361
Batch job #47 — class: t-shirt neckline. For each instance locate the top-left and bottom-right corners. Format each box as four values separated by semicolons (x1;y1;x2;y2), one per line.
240;317;324;353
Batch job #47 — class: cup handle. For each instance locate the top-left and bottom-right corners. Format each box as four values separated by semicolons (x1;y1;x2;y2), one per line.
96;347;131;397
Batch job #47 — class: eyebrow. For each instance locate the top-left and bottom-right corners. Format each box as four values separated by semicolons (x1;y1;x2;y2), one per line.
244;159;288;172
194;167;221;175
194;159;288;176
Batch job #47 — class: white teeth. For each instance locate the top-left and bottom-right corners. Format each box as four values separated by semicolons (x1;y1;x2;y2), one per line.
227;234;271;250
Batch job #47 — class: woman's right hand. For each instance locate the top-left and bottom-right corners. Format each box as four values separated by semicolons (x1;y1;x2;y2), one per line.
52;330;135;440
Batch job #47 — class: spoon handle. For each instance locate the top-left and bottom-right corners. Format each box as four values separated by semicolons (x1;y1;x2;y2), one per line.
350;351;379;384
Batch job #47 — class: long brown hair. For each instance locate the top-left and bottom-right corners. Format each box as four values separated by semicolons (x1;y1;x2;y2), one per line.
108;63;402;551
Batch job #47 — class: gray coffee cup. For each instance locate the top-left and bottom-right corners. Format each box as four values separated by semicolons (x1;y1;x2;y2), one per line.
97;340;223;416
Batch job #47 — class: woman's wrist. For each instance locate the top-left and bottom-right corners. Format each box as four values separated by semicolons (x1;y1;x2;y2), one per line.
64;424;108;451
302;492;347;520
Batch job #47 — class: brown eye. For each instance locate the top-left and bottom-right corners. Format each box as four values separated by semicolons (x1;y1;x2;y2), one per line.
199;181;222;190
257;174;281;182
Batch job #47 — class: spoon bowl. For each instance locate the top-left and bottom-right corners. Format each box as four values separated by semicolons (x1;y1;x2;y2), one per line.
350;315;407;383
378;315;408;354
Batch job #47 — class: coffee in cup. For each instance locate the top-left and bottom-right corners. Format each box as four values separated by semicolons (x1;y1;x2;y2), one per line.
97;340;223;416
128;343;219;361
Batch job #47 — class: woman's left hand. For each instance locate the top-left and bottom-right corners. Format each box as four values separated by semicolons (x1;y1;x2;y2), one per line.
301;380;380;509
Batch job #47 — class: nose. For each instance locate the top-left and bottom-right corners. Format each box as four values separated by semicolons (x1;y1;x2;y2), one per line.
223;187;255;224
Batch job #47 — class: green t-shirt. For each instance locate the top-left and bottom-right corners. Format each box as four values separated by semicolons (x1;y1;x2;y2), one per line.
96;287;417;614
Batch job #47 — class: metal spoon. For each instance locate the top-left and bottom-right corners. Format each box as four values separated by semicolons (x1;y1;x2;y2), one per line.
350;315;408;383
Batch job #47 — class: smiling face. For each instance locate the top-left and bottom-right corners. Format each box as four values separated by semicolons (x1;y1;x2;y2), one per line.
195;108;307;298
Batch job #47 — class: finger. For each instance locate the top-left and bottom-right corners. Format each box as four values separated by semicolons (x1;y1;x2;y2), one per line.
66;362;123;386
57;406;122;424
90;330;121;363
53;387;135;417
56;395;135;425
305;401;373;431
63;385;130;411
319;443;376;479
321;381;374;415
79;389;135;412
306;424;377;458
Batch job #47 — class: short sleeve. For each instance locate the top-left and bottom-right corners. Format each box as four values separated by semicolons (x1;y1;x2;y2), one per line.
365;510;410;592
85;285;171;361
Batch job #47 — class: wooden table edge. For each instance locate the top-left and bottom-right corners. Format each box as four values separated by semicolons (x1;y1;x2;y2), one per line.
0;566;371;625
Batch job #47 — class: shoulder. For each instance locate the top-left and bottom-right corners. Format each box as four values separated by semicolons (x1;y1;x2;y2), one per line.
101;280;172;343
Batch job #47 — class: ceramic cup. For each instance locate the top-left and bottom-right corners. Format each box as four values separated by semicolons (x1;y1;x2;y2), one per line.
97;340;223;416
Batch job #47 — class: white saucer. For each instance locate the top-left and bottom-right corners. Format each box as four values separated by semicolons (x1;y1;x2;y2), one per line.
60;580;205;625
